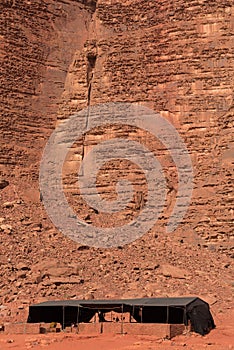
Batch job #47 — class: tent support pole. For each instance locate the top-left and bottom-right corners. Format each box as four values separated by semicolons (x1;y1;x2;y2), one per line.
62;306;65;330
76;306;80;333
183;308;186;325
121;304;124;334
166;306;169;323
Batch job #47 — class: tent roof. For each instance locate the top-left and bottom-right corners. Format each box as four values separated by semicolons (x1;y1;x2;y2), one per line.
30;297;204;309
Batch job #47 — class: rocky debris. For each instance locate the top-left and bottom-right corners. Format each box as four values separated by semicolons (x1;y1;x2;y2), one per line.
2;200;23;209
77;245;90;251
47;277;84;286
160;265;191;279
0;224;13;235
2;202;15;209
44;267;76;278
30;261;78;280
15;263;30;271
199;295;217;306
0;179;9;190
84;292;95;300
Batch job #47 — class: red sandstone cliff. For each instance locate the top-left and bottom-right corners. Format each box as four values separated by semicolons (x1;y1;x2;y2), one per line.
0;0;233;323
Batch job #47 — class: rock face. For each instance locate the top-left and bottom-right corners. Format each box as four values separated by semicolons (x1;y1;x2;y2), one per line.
0;0;233;323
57;0;234;245
0;0;96;182
1;0;233;241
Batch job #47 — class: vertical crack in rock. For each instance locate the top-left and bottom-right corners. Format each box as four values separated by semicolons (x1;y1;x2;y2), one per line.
86;49;97;121
82;0;97;13
81;46;97;162
85;0;98;127
81;1;98;161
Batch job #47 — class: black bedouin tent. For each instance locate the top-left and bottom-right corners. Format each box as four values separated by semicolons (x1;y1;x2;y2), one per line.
27;297;215;335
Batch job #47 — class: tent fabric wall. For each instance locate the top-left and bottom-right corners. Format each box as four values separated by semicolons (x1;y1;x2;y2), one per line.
27;297;215;335
186;300;215;335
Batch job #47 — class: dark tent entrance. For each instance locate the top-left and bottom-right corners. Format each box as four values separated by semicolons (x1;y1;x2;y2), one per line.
28;297;215;336
132;305;186;324
28;305;96;326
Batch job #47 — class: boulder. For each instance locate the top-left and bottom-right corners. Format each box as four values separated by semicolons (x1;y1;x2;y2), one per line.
0;179;9;190
16;262;31;271
161;264;190;279
0;224;13;234
2;202;15;209
47;277;83;286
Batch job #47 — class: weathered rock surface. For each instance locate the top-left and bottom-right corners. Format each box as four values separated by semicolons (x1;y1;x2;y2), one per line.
161;264;190;279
